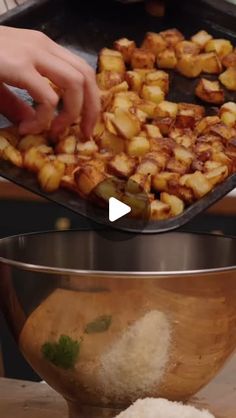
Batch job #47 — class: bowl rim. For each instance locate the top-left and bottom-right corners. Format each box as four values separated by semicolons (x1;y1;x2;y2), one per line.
0;229;235;277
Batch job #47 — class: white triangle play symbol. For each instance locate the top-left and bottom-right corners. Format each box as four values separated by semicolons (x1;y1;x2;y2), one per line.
109;197;131;222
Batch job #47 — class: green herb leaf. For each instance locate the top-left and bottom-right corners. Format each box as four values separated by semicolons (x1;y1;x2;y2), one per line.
84;315;112;334
41;335;80;369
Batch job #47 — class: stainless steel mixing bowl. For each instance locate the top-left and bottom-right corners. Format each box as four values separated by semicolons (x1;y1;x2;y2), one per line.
0;230;236;418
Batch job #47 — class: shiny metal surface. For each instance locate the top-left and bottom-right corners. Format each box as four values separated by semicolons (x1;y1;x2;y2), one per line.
0;231;236;417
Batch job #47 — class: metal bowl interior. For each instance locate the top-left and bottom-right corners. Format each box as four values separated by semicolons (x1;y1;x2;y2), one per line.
0;231;236;417
0;230;235;275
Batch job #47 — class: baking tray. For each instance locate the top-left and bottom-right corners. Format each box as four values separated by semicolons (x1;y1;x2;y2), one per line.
0;0;236;234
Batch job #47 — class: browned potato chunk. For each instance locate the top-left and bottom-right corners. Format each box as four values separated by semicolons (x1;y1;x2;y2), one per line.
169;128;196;148
209;122;235;141
99;90;114;112
136;100;157;118
141;85;165;104
154;101;178;118
77;140;98;156
175;110;195;129
160;192;184;216
205;39;233;59
127;173;151;193
102;112;118;135
152;171;180;192
94;177;123;204
145;70;169;94
108;152;137;178
18;134;47;152
155;117;175;135
219;67;236;91
136;157;160;176
195;116;221;135
133;69;156;81
144;124;162;138
3;145;23;168
96;71;123;90
156;48;177;69
126;136;150;157
191;30;213;49
150;199;171;220
175;40;200;58
160;28;184;47
178;103;205;121
24;147;48;172
131;48;155;69
55;135;77;154
74;165;106;197
168;181;194;204
222;52;236;68
112;108;141;139
56;154;78;165
200;52;222;74
38;161;65;193
166;157;189;175
195;78;224;104
142;32;167;55
125;71;143;93
98;48;125;74
110;81;129;94
219;102;236;127
182;171;213;198
205;165;228;186
112;94;133;112
173;145;194;166
114;38;136;63
177;55;202;78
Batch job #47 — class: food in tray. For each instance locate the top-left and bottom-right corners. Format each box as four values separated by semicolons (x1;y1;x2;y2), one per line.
0;28;236;221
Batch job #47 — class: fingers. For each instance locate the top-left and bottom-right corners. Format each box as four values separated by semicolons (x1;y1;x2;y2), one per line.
0;83;35;124
35;53;86;137
50;44;101;137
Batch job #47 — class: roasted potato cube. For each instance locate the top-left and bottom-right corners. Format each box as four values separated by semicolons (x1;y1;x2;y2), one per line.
219;67;236;91
195;116;221;135
96;71;123;90
222;52;236;68
154;101;178;118
136;100;157;118
200;52;222;74
156;48;177;69
141;85;165;104
114;38;136;63
173;145;194;166
18;134;47;152
38;161;65;193
110;81;129;94
146;149;168;168
166;157;189;175
160;192;184;216
150;199;171;220
133;68;156;81
0;136;10;155
209;122;235;141
170;128;196;148
178;103;205;121
127;173;151;194
112;94;133;112
126;136;150;157
125;71;143;93
129;107;148;123
145;70;169;94
108;152;137;178
112;108;141;139
24;147;48;172
131;48;155;69
122;192;148;219
175;40;200;58
61;175;77;193
103;112;118;135
94;177;123;204
152;171;180;192
168;180;194;203
144;124;162;138
99;90;114;112
160;28;184;47
205;39;233;59
205;165;228;186
77;140;98;156
56;154;78;165
93;120;105;141
55;135;77;154
74;165;106;197
3;145;23;167
176;55;202;78
155;117;175;135
191;30;213;49
142;32;167;55
175;111;195;129
195;78;224;104
220;102;236;126
204;160;224;172
183;171;213;198
136;157;160;175
212;151;232;167
98;48;125;74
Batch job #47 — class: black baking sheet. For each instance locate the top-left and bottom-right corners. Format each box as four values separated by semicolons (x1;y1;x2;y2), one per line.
0;0;236;233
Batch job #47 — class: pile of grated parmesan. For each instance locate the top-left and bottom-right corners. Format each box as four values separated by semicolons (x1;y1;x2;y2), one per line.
114;398;215;418
98;310;171;400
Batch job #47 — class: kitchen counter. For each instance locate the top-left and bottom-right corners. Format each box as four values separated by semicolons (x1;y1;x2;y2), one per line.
0;354;236;417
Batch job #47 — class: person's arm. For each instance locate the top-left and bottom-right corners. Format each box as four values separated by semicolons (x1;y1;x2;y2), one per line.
0;26;100;138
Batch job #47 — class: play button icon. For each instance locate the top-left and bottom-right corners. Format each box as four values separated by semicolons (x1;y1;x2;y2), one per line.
109;197;131;222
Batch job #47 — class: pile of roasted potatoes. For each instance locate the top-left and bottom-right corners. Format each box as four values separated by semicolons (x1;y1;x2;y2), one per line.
1;28;236;221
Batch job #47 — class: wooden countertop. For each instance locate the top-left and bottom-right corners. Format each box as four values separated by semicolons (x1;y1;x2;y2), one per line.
0;354;236;418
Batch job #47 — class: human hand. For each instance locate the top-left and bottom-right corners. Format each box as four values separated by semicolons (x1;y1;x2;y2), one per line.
0;26;100;138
